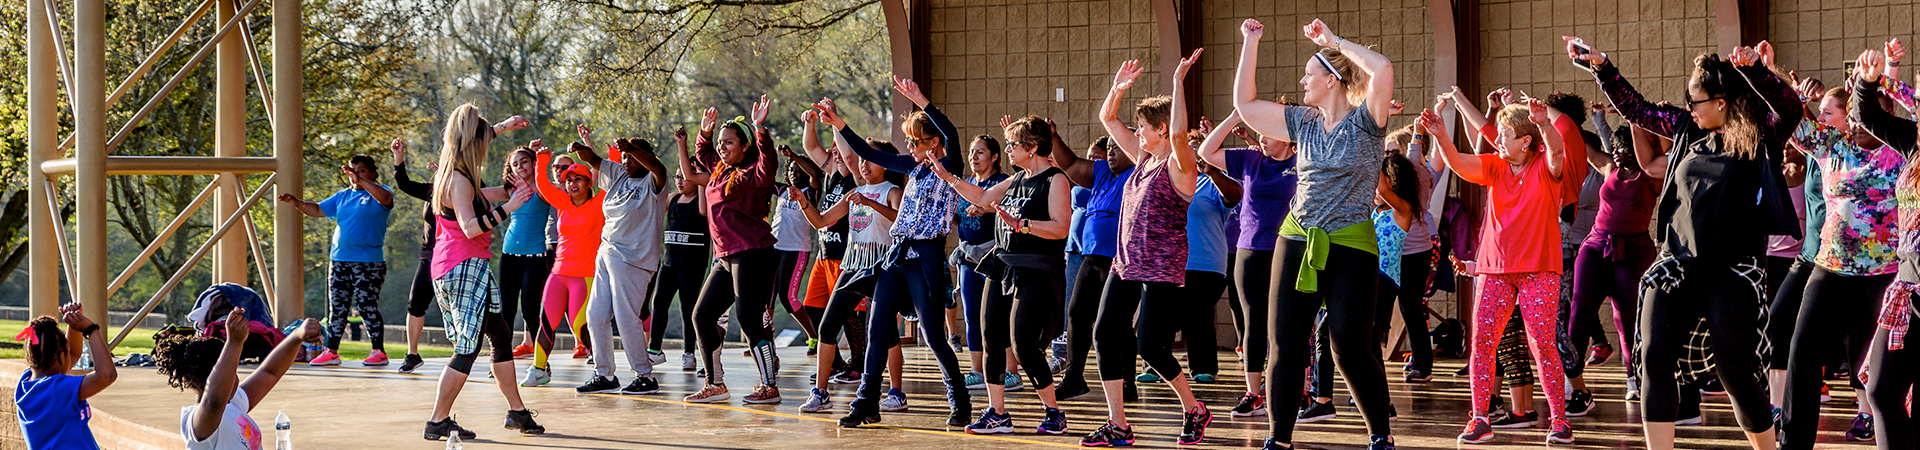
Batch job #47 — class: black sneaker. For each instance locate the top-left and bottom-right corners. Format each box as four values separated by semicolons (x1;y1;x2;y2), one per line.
947;406;971;427
620;376;659;395
1055;378;1091;400
398;354;425;374
1297;399;1336;423
1453;366;1470;377
576;375;620;394
1566;389;1595;417
1404;369;1432;383
1699;378;1727;395
1490;410;1537;428
1230;393;1267;417
423;416;476;441
1079;421;1135;447
839;406;881;428
504;409;544;435
1369;434;1396;450
1177;402;1211;445
1545;418;1574;444
1847;413;1874;441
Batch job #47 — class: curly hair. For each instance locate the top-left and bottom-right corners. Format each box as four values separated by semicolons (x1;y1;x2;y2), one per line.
153;334;226;393
1542;92;1587;127
24;316;69;374
1382;152;1423;227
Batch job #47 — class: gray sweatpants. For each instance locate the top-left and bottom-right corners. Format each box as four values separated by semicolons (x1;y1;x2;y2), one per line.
589;252;656;379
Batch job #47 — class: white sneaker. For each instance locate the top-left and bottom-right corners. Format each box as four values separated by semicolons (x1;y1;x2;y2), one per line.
520;366;551;387
681;352;697;371
879;389;910;412
648;350;667;366
799;388;835;413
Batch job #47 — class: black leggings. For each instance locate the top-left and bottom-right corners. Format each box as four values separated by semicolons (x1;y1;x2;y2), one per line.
1638;261;1772;432
1768;258;1818;370
1180;270;1228;375
1570;234;1652;378
1235;249;1274;370
408;259;435;318
498;253;552;339
1376;250;1434;372
649;263;706;353
1093;276;1185;382
1783;267;1893;448
982;267;1064;390
692;247;778;384
448;309;515;374
1266;240;1389;441
816;272;875;375
1060;255;1112;386
1867;311;1920;450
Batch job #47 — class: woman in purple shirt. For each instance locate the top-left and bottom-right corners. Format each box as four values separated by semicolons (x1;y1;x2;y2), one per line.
1197;109;1298;418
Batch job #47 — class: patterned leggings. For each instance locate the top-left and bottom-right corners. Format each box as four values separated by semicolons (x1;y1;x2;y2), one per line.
327;261;387;351
1470;272;1567;421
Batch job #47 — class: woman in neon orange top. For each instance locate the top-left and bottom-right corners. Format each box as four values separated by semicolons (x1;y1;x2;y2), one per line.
521;141;608;387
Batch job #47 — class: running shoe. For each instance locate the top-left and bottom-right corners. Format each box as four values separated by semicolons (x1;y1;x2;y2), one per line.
1136;372;1162;383
965;408;1014;434
1587;344;1613;367
839;407;881;427
948;405;971;427
807;338;819;357
308;350;341;366
1453;366;1470;377
1626;376;1642;401
1190;373;1217;383
519;366;551;387
964;371;987;390
572;345;589;359
829;369;861;384
1566;389;1595;417
1037;408;1068;435
1491;410;1537;428
1820;384;1833;402
1546;418;1574;444
1457;417;1494;444
1297;398;1336;423
363;349;390;366
620;376;659;395
681;352;697;371
647;350;666;366
880;388;909;412
1079;421;1135;447
1178;402;1212;445
1404;369;1432;383
512;342;534;359
1847;414;1875;441
576;375;620;394
1699;378;1727;395
1674;411;1703;426
1048;356;1069;375
1230;393;1267;417
744;384;781;404
1003;372;1024;391
423;416;476;441
1261;438;1288;450
398;354;425;374
685;384;731;403
799;388;834;413
504;409;544;435
1369;434;1396;450
1772;406;1784;432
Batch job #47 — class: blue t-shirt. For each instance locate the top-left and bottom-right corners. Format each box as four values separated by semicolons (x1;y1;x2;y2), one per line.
955;173;1009;246
1221;148;1298;251
1080;160;1134;258
1185;177;1231;275
1800;159;1826;261
1065;186;1091;253
318;187;393;263
503;194;554;256
15;372;99;450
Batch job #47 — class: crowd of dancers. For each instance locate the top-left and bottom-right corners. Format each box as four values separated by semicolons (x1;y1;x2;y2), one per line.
12;16;1920;450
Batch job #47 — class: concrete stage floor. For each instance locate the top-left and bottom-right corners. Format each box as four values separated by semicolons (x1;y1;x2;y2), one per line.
89;344;1878;449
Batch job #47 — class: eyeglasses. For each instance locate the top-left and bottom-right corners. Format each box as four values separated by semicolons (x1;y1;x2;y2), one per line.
1686;96;1724;106
905;135;934;147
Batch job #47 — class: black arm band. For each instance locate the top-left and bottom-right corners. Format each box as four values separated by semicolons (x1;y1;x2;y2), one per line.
81;324;99;337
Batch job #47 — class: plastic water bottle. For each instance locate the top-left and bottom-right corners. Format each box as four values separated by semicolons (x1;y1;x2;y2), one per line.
274;410;291;450
445;433;463;450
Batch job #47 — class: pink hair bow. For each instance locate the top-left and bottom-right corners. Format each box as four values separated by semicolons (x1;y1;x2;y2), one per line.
14;327;38;346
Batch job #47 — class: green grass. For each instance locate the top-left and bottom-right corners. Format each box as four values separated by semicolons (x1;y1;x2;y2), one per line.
0;320;455;361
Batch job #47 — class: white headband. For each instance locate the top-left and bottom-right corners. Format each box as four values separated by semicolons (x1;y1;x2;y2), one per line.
1314;52;1344;82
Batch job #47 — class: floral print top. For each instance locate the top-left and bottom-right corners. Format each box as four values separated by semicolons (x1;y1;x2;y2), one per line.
1793;121;1904;276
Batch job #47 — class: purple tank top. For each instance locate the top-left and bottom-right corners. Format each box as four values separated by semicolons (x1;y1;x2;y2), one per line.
1593;168;1656;235
1113;156;1190;284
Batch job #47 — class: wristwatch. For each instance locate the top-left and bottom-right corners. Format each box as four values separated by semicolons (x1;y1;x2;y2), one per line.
81;324;99;337
1021;219;1032;234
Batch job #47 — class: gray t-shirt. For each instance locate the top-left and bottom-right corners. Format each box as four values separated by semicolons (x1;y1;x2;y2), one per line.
1284;102;1385;234
598;159;666;271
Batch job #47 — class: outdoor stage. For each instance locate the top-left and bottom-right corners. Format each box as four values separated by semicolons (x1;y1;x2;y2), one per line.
77;345;1877;449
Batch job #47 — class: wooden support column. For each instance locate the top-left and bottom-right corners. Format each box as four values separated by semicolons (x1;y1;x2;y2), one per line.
1152;0;1200;124
881;0;929;143
1713;0;1744;51
213;0;248;286
26;0;61;317
272;0;305;325
75;0;108;325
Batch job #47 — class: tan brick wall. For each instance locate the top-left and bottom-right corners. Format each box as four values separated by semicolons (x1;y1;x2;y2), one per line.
1769;0;1920;90
926;0;1166;147
1472;0;1715;122
1195;0;1435;133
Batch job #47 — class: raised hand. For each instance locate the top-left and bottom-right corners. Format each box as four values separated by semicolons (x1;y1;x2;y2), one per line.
1111;60;1143;92
1388;99;1407;116
577;124;593;144
892;76;931;109
294;317;322;344
59;303;93;330
699;107;720;136
1417;108;1445;134
1857;50;1887;82
1756;41;1778;70
1729;46;1761;67
1889;39;1908;66
1240;18;1263;39
1302;19;1338;47
1174;48;1204;80
811;98;847;129
224;308;250;342
802;110;819;124
750;95;772;127
674;126;688;143
1198;116;1214;136
529;139;546;153
389;139;407;165
1487;87;1512;110
1000;115;1014;129
1525;98;1553;125
497;116;529;132
777;145;798;158
784;187;807;203
1563;36;1608;67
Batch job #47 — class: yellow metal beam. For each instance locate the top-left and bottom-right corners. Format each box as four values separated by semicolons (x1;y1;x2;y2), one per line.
27;0;62;318
41;156;282;175
104;181;217;299
75;0;109;326
272;0;305;326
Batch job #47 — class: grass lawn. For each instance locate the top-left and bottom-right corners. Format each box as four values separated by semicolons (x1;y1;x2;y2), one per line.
0;320;455;361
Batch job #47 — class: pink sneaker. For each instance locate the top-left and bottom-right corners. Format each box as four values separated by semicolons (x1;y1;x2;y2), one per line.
362;350;390;366
309;350;342;366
